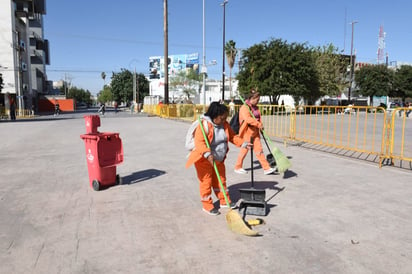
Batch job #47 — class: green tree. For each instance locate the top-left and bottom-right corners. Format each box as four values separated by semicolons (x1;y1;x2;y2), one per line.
237;38;319;105
67;86;93;105
111;69;133;104
110;69;149;105
393;65;412;103
354;64;393;103
312;44;347;98
225;40;237;98
170;69;200;102
97;85;113;103
135;73;150;103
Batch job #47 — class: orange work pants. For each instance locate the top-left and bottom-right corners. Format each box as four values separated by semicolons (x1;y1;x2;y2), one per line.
194;158;231;211
235;134;271;171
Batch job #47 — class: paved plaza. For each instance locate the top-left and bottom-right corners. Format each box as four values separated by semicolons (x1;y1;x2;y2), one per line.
1;111;412;273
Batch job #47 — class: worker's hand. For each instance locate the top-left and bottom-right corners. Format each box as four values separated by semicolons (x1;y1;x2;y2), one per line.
257;122;264;130
207;154;214;165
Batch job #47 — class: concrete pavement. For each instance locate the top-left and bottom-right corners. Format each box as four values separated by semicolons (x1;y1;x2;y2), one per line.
1;112;411;273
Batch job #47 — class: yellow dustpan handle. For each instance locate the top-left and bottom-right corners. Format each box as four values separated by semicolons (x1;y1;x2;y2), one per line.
198;117;231;206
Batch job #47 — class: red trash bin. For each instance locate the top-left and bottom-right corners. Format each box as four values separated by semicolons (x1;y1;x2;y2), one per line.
80;116;124;191
84;115;101;134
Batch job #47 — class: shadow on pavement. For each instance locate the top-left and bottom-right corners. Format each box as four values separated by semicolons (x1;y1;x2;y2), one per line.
122;169;166;185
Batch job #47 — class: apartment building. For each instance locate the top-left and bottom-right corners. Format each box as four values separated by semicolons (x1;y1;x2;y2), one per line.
0;0;49;113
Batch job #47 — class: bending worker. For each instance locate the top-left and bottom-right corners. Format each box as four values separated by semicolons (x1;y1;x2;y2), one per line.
186;102;248;216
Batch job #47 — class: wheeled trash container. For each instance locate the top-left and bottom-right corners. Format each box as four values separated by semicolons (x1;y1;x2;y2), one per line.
80;115;123;191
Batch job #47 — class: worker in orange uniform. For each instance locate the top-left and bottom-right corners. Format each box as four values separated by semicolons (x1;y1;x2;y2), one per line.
234;89;276;175
186;102;249;216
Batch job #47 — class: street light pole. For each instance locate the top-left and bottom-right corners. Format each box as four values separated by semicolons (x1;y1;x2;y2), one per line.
202;0;207;112
221;0;228;102
163;0;169;104
348;20;357;103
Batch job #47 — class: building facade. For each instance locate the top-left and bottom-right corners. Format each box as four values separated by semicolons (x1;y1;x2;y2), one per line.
0;0;49;113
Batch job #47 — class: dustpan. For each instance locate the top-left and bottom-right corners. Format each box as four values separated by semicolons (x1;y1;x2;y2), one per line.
239;137;268;216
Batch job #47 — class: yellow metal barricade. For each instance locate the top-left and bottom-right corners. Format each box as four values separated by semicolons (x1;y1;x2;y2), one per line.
143;102;411;169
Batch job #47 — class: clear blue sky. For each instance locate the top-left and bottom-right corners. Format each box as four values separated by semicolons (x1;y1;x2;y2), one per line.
44;0;412;95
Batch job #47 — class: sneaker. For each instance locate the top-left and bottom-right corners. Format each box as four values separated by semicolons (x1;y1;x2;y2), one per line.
234;168;248;174
220;202;237;209
264;167;276;175
202;208;220;216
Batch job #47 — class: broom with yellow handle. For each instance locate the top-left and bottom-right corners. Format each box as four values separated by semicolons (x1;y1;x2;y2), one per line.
239;95;291;173
198;117;259;236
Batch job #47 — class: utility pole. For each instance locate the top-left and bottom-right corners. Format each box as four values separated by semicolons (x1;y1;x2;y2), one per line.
348;20;357;103
221;0;228;102
163;0;169;104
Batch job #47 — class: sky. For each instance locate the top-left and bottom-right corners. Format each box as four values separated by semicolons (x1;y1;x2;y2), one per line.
44;0;412;95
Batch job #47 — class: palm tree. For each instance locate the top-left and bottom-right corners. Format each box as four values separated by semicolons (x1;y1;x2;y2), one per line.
225;40;237;98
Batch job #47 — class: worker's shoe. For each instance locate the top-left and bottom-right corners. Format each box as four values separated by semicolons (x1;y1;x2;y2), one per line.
234;168;248;174
263;167;276;175
220;202;237;209
202;208;220;216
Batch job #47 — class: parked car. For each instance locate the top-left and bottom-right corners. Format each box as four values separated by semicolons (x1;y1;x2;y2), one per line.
387;102;400;114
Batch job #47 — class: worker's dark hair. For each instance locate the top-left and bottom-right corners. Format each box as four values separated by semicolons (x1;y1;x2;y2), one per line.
205;101;228;120
248;88;260;99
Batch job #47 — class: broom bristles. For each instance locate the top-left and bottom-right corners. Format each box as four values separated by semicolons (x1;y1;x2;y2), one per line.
272;146;291;173
226;210;259;236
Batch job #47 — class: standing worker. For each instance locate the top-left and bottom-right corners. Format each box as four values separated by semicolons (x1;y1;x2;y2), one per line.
186;102;249;215
234;89;276;175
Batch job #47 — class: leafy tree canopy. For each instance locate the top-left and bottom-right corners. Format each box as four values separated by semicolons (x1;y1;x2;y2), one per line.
97;86;113;103
393;65;412;102
354;64;393;99
237;38;320;105
170;69;200;102
110;69;150;104
67;86;92;104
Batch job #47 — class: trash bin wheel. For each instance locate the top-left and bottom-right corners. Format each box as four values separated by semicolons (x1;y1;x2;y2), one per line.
92;180;100;191
116;174;122;185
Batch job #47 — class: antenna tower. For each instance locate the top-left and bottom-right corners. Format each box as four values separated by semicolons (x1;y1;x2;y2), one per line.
377;25;386;64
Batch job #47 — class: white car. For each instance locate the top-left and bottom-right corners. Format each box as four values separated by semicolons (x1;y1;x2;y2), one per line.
386;102;399;114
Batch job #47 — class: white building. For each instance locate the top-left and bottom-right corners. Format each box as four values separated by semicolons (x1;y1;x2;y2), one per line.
0;0;49;112
148;77;239;104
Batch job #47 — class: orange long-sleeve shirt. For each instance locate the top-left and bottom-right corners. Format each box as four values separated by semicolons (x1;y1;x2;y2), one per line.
185;120;244;168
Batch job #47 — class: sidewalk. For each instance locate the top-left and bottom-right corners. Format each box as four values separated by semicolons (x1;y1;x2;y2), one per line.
1;114;411;273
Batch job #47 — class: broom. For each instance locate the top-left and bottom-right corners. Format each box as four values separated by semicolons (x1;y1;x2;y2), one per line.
198;117;259;236
238;95;291;173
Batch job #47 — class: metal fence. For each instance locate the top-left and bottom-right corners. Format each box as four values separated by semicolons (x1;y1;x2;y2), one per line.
143;103;412;169
0;106;34;119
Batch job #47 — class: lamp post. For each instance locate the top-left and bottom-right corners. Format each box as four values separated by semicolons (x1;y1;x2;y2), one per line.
202;0;206;112
221;0;228;102
348;20;357;103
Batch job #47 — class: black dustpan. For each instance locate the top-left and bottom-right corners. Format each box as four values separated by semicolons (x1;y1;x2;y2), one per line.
239;137;268;216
